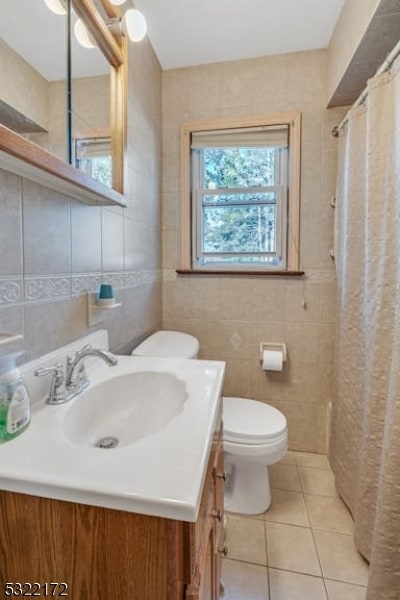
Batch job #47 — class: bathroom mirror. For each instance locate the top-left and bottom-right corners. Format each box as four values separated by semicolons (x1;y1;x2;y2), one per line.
0;0;126;206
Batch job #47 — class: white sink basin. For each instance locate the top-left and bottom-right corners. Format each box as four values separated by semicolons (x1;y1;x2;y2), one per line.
0;349;225;521
63;371;188;448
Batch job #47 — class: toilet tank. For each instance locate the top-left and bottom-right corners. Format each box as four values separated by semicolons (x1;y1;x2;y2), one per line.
131;331;199;359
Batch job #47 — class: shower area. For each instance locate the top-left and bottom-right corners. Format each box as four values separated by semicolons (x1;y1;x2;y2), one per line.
330;43;400;600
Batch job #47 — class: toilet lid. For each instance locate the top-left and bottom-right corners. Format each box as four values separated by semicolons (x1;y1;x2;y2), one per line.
223;397;287;444
131;331;199;358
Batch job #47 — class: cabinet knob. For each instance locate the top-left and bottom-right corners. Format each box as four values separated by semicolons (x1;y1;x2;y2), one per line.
212;509;223;522
217;545;228;557
215;471;227;481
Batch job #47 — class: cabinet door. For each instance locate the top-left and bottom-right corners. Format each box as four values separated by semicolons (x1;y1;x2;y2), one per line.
198;527;214;600
186;427;224;600
212;434;225;594
186;525;215;600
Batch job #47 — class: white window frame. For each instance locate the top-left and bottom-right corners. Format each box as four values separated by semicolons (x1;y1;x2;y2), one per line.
192;143;288;270
179;113;302;274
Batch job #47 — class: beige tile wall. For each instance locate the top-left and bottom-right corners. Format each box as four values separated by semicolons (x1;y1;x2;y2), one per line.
0;38;49;131
28;75;109;162
162;50;347;453
0;37;162;362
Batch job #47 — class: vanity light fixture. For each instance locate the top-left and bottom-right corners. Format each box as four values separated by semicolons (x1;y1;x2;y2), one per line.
44;0;147;48
74;18;97;49
74;7;147;47
43;0;67;15
122;9;147;42
106;9;147;43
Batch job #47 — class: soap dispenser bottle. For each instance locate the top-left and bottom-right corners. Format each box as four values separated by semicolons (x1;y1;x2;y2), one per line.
0;353;31;442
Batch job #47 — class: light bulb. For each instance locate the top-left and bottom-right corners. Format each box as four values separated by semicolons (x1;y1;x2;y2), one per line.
43;0;67;15
123;9;147;42
74;18;96;49
109;0;126;4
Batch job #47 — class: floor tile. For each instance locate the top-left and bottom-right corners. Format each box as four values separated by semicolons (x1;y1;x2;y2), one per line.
313;530;369;586
270;463;302;492
295;452;332;470
305;494;354;534
225;514;267;565
265;490;309;527
266;522;321;576
280;451;296;465
269;568;327;600
298;467;339;497
222;453;370;599
221;559;269;599
324;579;367;600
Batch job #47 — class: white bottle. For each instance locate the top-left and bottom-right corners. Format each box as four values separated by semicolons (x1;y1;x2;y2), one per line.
0;355;31;442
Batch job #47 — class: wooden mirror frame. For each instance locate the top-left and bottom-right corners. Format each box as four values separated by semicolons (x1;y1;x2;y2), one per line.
0;0;127;207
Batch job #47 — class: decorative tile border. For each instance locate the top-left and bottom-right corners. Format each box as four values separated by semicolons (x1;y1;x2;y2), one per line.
72;271;161;295
0;270;333;305
0;278;22;305
102;273;126;289
0;272;162;306
72;274;102;296
124;271;160;287
72;271;162;296
24;277;71;302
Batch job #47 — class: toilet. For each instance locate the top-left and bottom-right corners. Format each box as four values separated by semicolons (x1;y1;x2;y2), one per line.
131;330;288;515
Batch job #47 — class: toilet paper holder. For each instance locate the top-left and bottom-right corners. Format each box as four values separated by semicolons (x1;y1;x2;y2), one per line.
259;342;287;364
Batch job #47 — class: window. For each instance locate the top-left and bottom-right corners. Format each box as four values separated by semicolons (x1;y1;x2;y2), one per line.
180;114;301;274
75;136;112;189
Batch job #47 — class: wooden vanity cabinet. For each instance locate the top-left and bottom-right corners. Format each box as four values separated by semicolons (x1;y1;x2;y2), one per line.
0;427;224;600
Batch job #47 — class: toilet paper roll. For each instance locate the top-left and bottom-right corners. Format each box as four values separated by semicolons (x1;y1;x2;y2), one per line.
262;349;283;372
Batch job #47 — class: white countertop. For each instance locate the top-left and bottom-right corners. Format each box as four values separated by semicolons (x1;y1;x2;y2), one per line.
0;355;225;522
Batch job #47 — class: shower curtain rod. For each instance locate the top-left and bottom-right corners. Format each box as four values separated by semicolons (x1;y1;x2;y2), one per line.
332;38;400;137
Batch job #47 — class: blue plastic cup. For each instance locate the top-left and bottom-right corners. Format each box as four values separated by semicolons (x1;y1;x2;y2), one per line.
99;284;114;299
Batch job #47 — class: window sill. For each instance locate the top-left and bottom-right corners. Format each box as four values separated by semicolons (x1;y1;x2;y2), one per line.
176;269;305;277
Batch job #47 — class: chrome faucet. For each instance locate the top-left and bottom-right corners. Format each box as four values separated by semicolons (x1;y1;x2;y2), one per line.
34;363;67;405
65;345;118;400
35;345;118;405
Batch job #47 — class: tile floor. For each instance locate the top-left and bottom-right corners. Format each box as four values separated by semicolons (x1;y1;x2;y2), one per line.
221;451;369;600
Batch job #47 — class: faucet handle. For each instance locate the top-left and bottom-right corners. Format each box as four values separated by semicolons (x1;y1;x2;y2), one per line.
34;363;64;379
34;363;67;405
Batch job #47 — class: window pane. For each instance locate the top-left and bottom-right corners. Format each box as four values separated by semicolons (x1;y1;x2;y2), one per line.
75;136;112;188
203;192;276;205
202;205;277;254
203;147;276;189
200;255;280;266
77;156;112;188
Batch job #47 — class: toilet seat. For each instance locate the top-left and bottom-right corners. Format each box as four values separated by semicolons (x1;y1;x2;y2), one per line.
131;331;199;359
223;397;287;445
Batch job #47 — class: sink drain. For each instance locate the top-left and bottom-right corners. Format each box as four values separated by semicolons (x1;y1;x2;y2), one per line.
95;436;119;449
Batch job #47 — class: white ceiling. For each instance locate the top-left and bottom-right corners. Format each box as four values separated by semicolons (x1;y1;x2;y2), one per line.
0;0;346;80
134;0;347;70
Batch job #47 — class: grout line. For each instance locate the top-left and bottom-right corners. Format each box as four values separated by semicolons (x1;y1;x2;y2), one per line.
264;519;271;599
224;555;268;569
302;466;327;584
269;566;327;581
224;455;367;596
323;577;367;588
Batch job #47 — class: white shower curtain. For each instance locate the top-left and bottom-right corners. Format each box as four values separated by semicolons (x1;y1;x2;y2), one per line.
330;56;400;600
